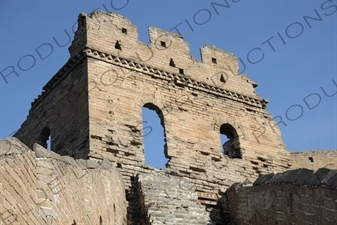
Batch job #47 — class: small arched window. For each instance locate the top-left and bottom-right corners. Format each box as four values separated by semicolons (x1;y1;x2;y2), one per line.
220;124;242;158
142;103;168;169
37;127;51;150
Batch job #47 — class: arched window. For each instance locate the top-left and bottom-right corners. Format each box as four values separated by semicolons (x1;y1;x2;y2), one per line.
142;103;168;169
220;124;242;158
37;127;51;150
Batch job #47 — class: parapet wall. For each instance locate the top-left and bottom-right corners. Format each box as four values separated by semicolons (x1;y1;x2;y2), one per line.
290;150;337;171
0;138;127;225
71;11;258;97
226;168;337;225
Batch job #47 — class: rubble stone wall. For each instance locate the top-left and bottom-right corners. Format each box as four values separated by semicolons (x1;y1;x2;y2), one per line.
138;171;211;225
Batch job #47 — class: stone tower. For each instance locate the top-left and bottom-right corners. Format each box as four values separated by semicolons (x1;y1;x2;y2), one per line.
14;11;291;224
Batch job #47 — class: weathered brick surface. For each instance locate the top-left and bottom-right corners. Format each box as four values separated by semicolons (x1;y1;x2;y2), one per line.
290;150;337;171
0;138;127;225
226;169;337;225
13;57;89;159
138;171;211;225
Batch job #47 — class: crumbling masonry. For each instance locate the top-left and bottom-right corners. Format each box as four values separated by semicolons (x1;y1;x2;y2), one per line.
0;11;336;224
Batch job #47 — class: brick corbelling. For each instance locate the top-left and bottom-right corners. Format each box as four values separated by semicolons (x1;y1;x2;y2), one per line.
29;46;268;113
84;47;268;109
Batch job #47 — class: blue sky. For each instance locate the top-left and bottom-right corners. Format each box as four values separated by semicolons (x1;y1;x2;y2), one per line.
0;0;336;169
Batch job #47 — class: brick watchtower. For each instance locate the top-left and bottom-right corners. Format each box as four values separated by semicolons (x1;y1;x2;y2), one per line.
14;11;290;224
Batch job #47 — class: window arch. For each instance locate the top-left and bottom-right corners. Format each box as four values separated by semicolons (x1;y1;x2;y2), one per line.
142;103;168;168
37;127;51;150
220;123;242;158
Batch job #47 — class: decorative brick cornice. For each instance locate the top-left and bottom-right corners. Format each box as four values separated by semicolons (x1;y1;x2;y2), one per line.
84;48;267;109
31;47;267;111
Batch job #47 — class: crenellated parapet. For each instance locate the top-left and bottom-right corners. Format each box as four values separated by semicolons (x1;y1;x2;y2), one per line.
30;11;267;113
68;11;259;98
290;150;337;170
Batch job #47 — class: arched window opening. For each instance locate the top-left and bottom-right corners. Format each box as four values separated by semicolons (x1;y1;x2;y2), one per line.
220;133;229;151
142;103;168;169
220;124;242;158
37;127;51;150
99;216;103;225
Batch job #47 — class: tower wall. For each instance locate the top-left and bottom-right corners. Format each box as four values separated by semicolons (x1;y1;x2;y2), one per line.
82;11;289;176
14;58;89;159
